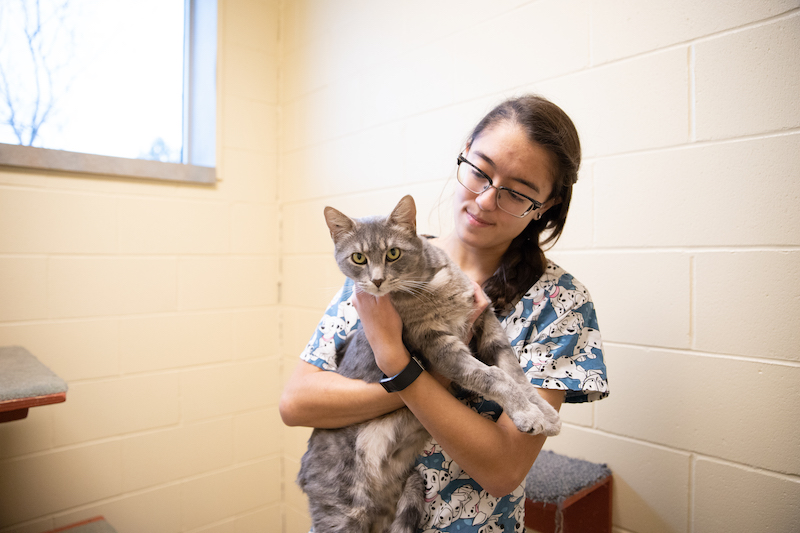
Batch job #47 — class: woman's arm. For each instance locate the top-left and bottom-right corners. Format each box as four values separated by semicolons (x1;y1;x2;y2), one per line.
279;359;405;428
353;290;566;498
400;371;563;497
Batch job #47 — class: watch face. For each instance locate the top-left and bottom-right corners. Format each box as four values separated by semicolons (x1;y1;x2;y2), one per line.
380;356;423;392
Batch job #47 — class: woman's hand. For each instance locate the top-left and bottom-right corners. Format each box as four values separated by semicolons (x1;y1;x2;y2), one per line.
351;289;410;376
465;281;491;343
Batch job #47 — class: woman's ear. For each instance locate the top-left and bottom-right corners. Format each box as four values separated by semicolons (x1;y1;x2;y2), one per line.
546;197;562;210
535;197;561;219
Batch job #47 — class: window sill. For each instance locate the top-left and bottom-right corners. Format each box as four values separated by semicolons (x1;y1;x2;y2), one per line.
0;143;216;185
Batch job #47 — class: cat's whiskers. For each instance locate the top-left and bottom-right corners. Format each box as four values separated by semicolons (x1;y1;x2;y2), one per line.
392;280;437;305
395;278;433;291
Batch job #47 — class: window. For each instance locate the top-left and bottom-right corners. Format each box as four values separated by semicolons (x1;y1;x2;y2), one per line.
0;0;216;184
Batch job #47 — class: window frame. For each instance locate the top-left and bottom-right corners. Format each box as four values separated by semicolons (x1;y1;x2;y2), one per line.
0;0;217;185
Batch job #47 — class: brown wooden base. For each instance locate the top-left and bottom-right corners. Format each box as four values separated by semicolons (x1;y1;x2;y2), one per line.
524;475;612;533
0;392;66;423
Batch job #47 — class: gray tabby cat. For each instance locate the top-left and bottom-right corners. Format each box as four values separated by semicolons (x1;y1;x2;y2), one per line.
297;195;561;533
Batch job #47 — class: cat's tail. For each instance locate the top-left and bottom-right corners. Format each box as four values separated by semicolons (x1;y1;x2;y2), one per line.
390;469;425;533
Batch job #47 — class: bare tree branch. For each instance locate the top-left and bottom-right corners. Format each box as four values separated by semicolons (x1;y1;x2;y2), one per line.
0;66;24;144
0;0;73;146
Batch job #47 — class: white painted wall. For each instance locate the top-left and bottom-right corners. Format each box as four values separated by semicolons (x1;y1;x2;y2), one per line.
0;1;797;532
279;2;800;533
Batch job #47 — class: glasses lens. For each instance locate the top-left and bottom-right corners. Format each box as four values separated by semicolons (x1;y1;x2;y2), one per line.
457;160;488;194
457;157;535;217
496;190;534;217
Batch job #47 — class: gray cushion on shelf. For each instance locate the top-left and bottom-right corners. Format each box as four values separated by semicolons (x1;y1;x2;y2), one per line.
524;450;611;505
0;346;68;401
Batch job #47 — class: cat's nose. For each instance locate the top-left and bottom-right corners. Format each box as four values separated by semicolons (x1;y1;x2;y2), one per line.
373;279;384;288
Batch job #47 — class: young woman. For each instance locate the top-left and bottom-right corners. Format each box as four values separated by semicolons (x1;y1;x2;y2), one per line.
280;94;609;532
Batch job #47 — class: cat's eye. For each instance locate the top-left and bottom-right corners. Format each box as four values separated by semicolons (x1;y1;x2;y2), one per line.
386;248;402;262
351;252;367;265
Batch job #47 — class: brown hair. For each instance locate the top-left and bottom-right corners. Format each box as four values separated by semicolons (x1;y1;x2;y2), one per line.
468;95;582;314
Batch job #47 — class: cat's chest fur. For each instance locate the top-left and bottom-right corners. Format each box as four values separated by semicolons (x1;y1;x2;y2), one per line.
389;255;475;344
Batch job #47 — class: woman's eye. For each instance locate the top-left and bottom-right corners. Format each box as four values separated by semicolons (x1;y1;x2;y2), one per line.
351;252;367;264
505;190;527;204
471;168;489;182
386;248;402;262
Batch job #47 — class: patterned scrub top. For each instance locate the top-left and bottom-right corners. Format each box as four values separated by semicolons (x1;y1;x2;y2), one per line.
300;260;609;533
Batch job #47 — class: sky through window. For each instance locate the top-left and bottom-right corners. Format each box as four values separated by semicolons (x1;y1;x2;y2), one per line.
0;0;185;163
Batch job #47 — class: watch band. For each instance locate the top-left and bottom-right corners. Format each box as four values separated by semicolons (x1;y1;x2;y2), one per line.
380;355;424;392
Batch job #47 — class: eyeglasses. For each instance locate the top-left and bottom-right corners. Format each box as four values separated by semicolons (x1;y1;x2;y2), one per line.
456;154;543;218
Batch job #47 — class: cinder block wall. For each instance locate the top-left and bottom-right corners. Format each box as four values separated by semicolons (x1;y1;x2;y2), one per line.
1;2;798;533
279;2;800;533
0;1;281;531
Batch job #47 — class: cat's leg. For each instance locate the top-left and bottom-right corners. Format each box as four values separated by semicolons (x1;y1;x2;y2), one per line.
427;332;560;436
306;483;370;533
350;411;423;533
473;313;561;436
347;474;377;532
472;313;532;385
311;513;370;533
389;469;426;533
300;428;372;533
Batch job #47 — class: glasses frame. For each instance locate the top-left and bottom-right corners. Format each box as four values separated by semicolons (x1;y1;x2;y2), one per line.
456;154;543;218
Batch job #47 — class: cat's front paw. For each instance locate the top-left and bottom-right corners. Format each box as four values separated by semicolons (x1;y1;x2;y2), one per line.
509;407;561;436
526;391;562;436
539;415;561;437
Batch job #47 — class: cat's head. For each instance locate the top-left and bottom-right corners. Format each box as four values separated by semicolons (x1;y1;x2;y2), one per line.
323;195;426;297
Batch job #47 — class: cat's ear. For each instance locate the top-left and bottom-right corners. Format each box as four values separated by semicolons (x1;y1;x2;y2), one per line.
324;206;356;241
389;195;417;233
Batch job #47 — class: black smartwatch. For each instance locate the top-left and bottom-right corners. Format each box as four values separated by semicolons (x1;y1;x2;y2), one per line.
380;355;425;392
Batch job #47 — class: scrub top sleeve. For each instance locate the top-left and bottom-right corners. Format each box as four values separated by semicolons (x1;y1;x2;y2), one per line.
299;279;359;371
507;263;609;403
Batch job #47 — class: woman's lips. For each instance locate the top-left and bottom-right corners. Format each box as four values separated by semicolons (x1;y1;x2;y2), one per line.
466;210;493;227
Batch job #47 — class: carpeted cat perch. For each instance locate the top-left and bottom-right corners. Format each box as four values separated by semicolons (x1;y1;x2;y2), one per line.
524;450;612;533
0;346;68;422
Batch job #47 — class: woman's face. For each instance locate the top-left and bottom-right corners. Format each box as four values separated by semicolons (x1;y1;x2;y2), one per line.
453;121;557;255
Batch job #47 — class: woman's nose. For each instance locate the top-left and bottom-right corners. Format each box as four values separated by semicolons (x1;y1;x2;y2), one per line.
475;186;498;211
